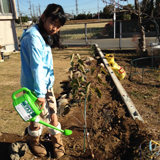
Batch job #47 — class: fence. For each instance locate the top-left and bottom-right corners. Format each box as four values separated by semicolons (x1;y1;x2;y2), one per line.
60;21;108;42
129;56;160;85
16;19;160;49
60;19;160;44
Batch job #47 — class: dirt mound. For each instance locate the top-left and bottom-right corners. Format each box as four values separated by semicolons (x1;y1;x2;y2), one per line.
58;58;152;160
1;54;153;160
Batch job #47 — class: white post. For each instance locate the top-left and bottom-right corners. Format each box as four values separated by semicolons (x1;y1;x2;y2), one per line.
85;23;87;44
113;0;116;39
119;21;122;49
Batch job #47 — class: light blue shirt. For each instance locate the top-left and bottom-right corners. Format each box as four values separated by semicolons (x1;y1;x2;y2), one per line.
20;24;54;98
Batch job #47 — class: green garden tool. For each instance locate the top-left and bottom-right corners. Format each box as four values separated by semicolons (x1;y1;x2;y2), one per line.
12;87;72;136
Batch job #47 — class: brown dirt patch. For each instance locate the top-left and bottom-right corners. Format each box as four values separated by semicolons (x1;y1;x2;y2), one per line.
0;48;159;160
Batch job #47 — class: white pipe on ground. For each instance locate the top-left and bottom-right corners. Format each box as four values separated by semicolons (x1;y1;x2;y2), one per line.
95;44;144;122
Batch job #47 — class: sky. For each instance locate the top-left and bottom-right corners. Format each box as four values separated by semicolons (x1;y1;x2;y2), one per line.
16;0;135;17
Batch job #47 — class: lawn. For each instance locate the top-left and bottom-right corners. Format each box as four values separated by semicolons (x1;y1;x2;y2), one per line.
16;20;108;40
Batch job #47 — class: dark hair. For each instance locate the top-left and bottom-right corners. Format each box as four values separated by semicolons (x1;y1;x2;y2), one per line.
38;4;66;47
50;31;64;49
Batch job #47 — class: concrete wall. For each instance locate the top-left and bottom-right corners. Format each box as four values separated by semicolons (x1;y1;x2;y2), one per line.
0;0;18;52
0;20;18;52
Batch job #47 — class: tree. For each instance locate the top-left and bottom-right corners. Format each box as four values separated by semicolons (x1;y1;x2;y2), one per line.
102;0;159;56
103;5;114;18
123;4;134;10
15;18;20;24
32;16;37;23
15;15;29;24
134;0;159;55
21;16;29;22
155;0;160;15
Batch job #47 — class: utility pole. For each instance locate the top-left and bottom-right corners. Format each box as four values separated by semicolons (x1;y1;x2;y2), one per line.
38;4;41;17
75;0;78;16
32;4;35;17
17;0;22;26
28;1;33;22
36;6;38;18
97;0;100;22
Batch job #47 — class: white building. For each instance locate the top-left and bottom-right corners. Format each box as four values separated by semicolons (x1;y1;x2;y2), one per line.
0;0;18;52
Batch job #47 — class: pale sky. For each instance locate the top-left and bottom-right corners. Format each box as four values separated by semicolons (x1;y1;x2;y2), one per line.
16;0;135;17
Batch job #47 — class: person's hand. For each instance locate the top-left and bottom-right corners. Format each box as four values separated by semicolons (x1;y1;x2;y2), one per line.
37;97;45;110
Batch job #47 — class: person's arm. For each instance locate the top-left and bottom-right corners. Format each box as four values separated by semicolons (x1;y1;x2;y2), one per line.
27;35;47;99
37;97;45;109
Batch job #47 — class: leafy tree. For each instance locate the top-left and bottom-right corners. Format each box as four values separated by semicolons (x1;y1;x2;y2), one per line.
32;16;38;23
86;13;92;19
69;54;102;106
123;4;134;10
76;14;87;20
21;16;29;22
102;0;160;56
155;0;160;15
103;5;114;18
15;18;20;24
15;15;29;24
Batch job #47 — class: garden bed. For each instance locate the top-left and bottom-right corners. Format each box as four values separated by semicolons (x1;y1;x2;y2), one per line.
0;47;159;160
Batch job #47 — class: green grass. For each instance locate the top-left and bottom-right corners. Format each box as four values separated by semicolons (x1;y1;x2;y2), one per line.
16;27;24;38
130;90;153;100
0;52;21;110
16;22;107;40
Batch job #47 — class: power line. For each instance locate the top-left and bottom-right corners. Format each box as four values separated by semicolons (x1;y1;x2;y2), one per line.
79;0;96;6
19;0;27;7
21;11;29;15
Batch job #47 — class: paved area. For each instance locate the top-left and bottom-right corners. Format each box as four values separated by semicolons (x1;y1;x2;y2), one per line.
62;37;158;50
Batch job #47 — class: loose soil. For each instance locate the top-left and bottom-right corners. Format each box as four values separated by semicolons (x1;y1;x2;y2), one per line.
0;47;160;160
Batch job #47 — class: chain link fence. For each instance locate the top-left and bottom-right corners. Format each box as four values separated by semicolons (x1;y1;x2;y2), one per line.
16;18;160;48
60;21;108;41
60;19;160;43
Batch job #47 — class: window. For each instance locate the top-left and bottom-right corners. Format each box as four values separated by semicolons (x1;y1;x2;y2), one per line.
0;0;12;14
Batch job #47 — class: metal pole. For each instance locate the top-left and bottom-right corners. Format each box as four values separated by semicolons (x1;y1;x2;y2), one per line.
83;91;87;152
85;23;88;44
38;4;41;16
17;0;22;26
28;1;33;23
75;0;78;16
113;0;116;39
95;44;144;122
97;0;100;22
119;21;122;49
32;4;35;17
